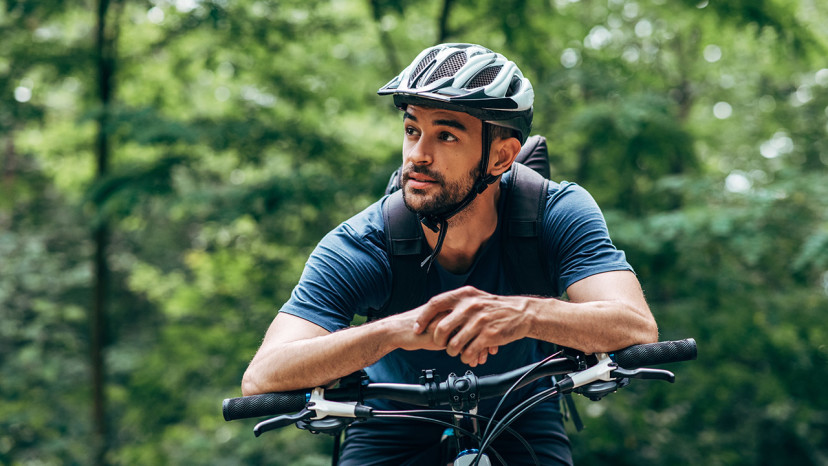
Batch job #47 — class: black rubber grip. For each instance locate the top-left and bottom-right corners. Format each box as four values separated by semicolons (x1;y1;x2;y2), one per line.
222;391;309;421
612;338;697;369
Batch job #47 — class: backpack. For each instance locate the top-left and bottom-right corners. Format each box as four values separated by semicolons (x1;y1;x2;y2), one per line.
369;135;556;322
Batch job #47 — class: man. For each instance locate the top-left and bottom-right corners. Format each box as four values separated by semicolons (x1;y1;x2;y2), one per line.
242;43;658;465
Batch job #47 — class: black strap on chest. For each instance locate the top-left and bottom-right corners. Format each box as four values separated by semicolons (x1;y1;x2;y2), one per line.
500;162;556;298
370;189;431;321
367;162;555;321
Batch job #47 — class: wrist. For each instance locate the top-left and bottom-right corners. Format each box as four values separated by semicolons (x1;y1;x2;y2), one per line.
371;314;409;353
523;295;548;340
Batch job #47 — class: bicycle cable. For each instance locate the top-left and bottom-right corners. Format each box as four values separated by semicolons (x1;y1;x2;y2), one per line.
376;408;538;465
372;412;508;465
473;350;563;465
478;350;562;443
476;384;562;463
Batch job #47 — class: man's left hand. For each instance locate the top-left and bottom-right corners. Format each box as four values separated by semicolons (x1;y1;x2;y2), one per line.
412;286;532;366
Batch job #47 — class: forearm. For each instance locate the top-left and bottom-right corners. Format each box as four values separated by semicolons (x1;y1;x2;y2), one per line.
525;296;658;352
241;319;398;395
414;277;658;365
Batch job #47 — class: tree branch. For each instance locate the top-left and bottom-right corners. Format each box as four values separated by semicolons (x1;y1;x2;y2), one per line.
368;0;400;74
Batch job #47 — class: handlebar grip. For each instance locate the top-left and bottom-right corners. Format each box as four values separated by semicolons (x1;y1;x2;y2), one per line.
222;391;309;421
612;338;697;369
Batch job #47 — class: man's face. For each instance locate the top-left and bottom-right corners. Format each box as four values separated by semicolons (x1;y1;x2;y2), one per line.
400;105;483;216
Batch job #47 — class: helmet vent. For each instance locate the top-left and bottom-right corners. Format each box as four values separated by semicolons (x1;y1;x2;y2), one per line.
506;74;522;97
467;65;503;89
424;52;468;86
409;49;440;87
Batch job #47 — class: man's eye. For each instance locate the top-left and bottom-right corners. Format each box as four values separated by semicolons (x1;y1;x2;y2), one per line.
440;132;457;142
405;126;419;136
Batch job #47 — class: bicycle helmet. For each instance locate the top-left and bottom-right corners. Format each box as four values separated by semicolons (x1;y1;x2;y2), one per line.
378;43;534;143
378;43;535;271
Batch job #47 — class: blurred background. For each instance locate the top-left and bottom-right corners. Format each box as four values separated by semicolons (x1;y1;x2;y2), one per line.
1;0;827;464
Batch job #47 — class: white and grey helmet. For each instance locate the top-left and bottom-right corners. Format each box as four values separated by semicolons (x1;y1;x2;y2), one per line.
378;43;534;143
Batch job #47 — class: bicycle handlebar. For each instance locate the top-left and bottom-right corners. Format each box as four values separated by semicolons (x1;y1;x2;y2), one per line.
612;338;697;369
222;356;576;422
223;390;309;421
223;338;697;422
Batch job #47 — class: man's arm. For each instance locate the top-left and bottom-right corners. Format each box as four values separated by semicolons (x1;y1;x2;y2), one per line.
527;270;657;350
242;310;445;395
413;270;658;366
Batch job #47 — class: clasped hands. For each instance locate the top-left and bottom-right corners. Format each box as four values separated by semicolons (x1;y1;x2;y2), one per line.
397;286;534;367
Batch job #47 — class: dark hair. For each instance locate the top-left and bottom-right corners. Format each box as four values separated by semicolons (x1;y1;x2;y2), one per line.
489;124;520;142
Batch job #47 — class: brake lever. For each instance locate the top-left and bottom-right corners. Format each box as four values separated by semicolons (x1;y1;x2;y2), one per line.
575;378;631;401
610;367;675;383
253;408;313;437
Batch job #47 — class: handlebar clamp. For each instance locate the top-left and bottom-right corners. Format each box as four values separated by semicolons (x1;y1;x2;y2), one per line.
419;369;442;407
446;371;480;412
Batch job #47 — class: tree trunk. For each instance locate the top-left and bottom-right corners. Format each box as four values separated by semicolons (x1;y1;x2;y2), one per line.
92;0;115;463
437;0;455;43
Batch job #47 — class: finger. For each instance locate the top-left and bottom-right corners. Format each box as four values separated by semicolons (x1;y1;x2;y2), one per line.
424;312;449;348
434;285;476;301
454;337;486;367
433;292;491;346
446;317;486;359
432;310;468;348
412;304;441;334
424;311;448;332
457;327;500;365
419;286;477;319
443;319;474;357
413;294;459;334
478;348;489;366
458;338;487;366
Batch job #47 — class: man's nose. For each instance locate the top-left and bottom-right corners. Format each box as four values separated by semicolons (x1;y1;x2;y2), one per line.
405;138;433;165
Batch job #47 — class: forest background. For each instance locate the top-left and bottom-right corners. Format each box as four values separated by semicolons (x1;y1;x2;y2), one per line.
2;0;827;465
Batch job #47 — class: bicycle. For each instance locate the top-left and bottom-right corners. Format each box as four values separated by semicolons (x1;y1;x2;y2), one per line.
223;338;697;465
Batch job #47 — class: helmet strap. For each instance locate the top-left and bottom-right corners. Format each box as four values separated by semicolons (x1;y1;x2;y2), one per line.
418;123;498;272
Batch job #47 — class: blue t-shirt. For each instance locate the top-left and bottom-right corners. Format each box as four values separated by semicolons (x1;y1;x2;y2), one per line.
281;173;631;413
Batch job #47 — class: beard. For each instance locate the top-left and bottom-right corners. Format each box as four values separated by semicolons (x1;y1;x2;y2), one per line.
401;163;479;217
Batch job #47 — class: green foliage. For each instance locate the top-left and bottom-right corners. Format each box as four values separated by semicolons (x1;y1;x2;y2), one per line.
592;171;828;465
2;0;826;464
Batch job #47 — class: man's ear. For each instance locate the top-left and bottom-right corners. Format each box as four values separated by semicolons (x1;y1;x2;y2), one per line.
489;137;522;176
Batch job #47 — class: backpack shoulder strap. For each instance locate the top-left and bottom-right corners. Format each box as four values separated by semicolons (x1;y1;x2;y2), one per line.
505;163;581;427
368;190;429;321
370;161;557;321
502;162;557;297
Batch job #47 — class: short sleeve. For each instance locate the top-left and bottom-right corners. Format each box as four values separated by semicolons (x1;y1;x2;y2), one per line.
542;182;633;293
279;202;391;332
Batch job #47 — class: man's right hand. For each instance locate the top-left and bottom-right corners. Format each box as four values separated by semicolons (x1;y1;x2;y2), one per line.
398;302;498;367
382;308;449;352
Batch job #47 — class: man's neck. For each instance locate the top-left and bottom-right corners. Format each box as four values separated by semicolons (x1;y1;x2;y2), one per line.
422;185;501;274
